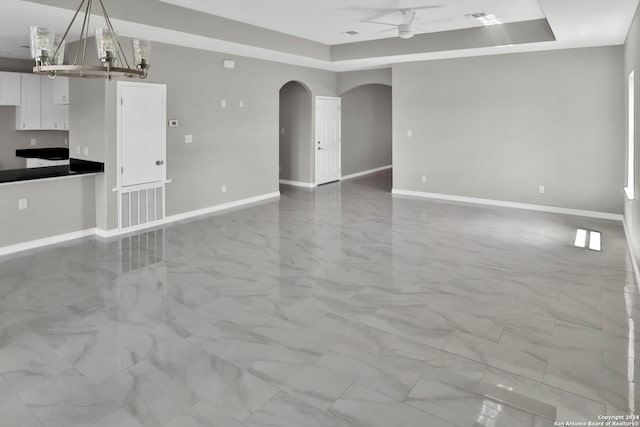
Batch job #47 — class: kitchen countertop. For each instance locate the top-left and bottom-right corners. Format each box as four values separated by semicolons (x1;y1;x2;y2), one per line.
16;147;70;160
0;158;104;184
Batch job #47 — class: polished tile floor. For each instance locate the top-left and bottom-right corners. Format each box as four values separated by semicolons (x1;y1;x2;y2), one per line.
0;171;637;427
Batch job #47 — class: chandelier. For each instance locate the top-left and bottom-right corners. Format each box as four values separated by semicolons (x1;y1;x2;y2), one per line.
29;0;150;80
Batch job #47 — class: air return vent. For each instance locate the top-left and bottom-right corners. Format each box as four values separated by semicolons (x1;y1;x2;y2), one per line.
120;184;164;229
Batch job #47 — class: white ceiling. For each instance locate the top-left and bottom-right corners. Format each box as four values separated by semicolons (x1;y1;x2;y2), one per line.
0;0;638;72
157;0;547;45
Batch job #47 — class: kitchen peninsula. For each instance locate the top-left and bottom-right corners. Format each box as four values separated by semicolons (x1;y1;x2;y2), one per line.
0;157;104;184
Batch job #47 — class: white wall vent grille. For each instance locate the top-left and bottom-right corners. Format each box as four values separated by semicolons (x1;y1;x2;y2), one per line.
120;183;164;230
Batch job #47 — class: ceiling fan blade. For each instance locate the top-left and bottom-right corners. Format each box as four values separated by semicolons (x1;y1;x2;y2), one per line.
409;5;444;11
413;17;454;25
362;19;398;27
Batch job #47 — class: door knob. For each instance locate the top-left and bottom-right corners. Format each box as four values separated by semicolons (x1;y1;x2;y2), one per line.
156;160;164;165
318;147;323;150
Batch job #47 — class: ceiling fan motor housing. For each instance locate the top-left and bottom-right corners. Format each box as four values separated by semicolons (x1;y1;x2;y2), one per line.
398;23;415;39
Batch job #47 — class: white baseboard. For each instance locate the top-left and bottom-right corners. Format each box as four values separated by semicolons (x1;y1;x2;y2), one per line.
0;229;97;257
164;192;280;223
1;192;281;256
279;179;316;188
341;165;392;181
392;189;624;221
623;219;640;294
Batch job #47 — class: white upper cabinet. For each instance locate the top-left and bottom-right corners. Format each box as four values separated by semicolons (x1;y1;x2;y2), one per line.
41;77;69;130
16;74;41;130
0;72;21;106
16;74;69;131
52;77;69;105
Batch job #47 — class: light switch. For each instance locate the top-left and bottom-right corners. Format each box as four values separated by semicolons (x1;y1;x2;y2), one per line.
18;198;28;210
221;99;227;108
407;130;413;138
185;135;193;144
83;146;89;156
30;139;37;146
239;100;244;108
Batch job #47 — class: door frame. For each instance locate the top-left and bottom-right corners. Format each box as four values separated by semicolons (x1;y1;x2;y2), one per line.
116;81;167;191
314;96;341;186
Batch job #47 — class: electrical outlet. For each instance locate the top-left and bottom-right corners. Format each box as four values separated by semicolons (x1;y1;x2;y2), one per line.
30;139;37;146
280;128;285;135
221;185;227;193
83;146;89;156
539;185;545;194
421;175;427;183
18;198;28;210
185;135;193;144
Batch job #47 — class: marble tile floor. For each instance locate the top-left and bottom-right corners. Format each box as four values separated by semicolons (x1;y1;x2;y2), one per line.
0;170;638;427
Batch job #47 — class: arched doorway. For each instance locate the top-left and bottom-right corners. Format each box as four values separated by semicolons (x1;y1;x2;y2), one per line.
279;81;314;188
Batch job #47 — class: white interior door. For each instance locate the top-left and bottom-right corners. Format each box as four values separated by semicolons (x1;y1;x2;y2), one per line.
316;96;341;185
119;82;166;187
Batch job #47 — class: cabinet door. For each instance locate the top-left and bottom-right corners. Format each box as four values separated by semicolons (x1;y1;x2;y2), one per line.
16;74;41;130
0;72;21;106
53;77;69;104
41;77;69;130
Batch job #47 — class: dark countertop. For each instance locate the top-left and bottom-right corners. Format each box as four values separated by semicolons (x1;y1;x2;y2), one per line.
0;158;104;184
16;147;70;160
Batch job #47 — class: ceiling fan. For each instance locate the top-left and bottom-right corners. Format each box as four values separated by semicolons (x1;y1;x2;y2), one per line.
360;5;449;39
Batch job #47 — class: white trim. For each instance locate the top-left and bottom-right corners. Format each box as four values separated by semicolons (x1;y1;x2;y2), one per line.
0;229;96;257
341;165;392;181
625;186;635;201
1;192;281;256
392;189;624;221
279;179;316;188
627;70;635;201
623;219;640;294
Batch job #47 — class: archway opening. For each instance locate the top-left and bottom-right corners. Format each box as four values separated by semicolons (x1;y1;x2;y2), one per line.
279;81;313;187
340;83;392;189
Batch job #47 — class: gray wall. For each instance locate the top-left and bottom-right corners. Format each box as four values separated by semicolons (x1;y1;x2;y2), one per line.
0;175;96;247
279;81;313;183
624;3;640;263
393;46;624;214
341;84;392;176
142;43;338;222
69;77;114;230
0;106;68;170
338;68;391;95
71;39;339;231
